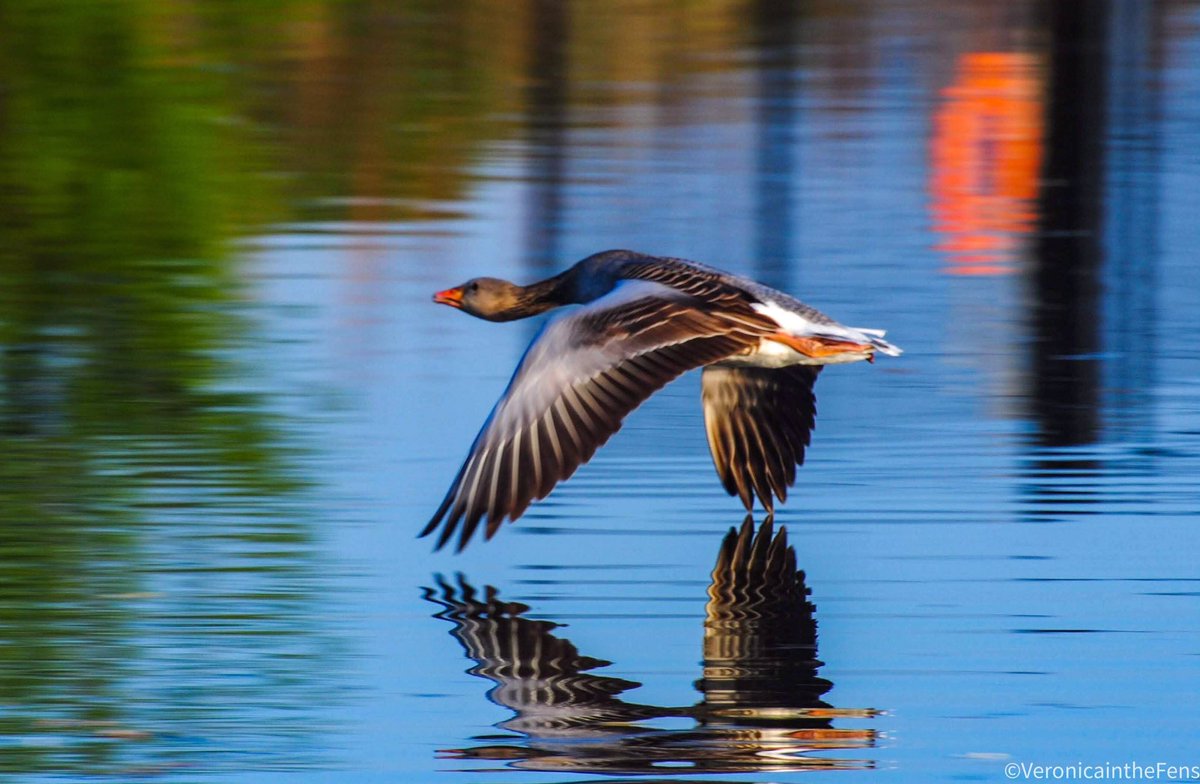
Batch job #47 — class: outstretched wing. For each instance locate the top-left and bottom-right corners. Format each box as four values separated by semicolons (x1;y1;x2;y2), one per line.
423;280;776;550
701;365;820;511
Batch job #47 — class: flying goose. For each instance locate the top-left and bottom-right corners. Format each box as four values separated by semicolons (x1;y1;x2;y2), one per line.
424;249;900;550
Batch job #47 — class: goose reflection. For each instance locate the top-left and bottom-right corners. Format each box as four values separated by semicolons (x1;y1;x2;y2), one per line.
423;519;877;773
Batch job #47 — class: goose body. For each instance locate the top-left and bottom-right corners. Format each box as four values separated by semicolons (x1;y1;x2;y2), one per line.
424;249;901;550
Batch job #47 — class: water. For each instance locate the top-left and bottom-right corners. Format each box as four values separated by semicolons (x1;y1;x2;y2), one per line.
1;1;1199;781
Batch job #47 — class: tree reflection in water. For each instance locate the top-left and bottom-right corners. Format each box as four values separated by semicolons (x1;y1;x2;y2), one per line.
425;519;877;774
0;3;318;773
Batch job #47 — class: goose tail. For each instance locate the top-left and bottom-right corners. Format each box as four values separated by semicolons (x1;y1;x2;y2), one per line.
852;327;903;357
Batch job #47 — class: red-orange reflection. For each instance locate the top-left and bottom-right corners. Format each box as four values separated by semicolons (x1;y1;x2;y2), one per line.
930;52;1045;276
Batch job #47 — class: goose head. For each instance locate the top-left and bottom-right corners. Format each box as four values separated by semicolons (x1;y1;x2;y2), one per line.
434;273;574;322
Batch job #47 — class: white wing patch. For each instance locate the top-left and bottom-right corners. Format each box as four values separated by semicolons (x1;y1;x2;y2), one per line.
751;301;849;338
750;300;903;357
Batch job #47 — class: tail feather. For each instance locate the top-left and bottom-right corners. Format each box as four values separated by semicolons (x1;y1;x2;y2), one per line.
850;326;902;357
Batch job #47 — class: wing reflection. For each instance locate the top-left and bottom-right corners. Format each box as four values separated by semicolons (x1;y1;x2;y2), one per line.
699;518;832;721
425;576;669;737
424;518;877;773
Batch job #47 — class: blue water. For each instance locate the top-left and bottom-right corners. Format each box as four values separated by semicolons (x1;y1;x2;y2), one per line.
3;1;1199;781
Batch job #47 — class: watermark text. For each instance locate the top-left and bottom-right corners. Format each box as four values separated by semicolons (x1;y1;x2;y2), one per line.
1005;761;1200;781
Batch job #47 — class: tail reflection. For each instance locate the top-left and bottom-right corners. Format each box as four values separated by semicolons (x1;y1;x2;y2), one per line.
424;518;877;773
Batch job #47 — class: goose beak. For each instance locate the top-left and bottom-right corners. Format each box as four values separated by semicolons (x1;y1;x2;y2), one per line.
433;287;464;308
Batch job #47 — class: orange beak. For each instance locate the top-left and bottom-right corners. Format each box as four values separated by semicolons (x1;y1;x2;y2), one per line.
432;287;463;308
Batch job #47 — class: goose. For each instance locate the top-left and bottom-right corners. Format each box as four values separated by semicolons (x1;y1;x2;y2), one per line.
423;249;900;550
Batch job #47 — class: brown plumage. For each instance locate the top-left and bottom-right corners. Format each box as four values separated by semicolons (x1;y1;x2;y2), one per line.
701;365;820;511
425;250;901;550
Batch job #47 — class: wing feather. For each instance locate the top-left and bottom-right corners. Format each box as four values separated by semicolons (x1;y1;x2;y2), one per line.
701;365;821;513
423;280;776;550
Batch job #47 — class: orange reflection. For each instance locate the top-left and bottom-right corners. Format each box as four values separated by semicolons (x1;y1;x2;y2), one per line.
930;52;1044;276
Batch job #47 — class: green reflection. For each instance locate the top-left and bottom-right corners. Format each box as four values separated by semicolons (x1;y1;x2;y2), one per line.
0;1;309;775
1;0;760;776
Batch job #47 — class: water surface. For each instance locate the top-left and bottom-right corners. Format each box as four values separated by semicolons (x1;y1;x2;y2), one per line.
1;1;1198;781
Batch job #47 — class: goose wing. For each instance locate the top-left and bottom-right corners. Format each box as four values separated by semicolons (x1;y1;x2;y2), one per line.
701;364;820;511
423;280;776;550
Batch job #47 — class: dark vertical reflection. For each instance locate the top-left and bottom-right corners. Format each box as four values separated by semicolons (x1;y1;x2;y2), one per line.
750;0;803;288
523;0;570;275
1022;1;1110;521
1029;0;1109;448
1103;1;1163;443
1023;1;1164;521
424;519;876;773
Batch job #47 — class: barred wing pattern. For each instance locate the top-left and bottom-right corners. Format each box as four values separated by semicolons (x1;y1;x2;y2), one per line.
424;574;665;734
700;518;832;717
701;365;820;511
613;253;768;313
422;280;777;550
612;251;841;327
707;517;811;620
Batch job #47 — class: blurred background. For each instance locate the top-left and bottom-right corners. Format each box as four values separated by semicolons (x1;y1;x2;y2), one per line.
1;0;1198;781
